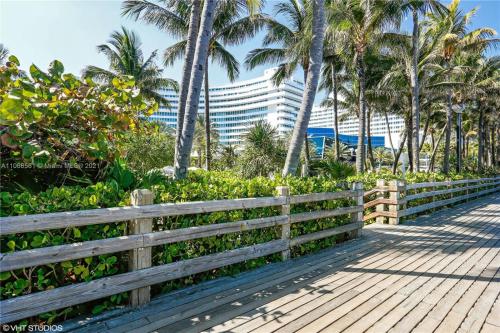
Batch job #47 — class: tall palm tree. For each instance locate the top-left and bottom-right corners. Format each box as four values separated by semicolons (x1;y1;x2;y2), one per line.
427;0;497;174
457;55;500;171
329;0;401;173
124;0;262;179
174;0;218;179
398;0;446;172
282;0;325;176
123;0;200;165
320;43;346;161
164;3;266;170
82;27;178;106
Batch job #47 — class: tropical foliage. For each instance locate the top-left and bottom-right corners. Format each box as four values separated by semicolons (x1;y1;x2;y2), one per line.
82;27;178;106
0;57;157;191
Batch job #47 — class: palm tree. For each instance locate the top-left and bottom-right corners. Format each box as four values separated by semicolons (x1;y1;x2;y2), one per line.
457;55;500;171
239;120;287;178
320;43;346;161
329;0;401;174
398;1;446;173
427;0;498;174
0;44;8;65
173;0;218;179
122;0;202;169
164;3;266;170
82;27;178;106
282;0;325;176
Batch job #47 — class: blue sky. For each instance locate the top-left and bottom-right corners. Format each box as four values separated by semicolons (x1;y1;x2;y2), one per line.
1;0;499;87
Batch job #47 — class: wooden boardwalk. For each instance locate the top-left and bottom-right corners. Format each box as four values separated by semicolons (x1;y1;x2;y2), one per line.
66;193;500;333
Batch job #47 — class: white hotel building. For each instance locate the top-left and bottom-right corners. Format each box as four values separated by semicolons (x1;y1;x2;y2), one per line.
150;68;405;147
150;68;303;146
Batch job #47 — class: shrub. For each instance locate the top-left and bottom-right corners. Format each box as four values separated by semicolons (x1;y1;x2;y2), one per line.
0;56;157;192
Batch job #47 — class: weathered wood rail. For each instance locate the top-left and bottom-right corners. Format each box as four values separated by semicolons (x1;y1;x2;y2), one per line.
364;176;500;224
0;184;364;324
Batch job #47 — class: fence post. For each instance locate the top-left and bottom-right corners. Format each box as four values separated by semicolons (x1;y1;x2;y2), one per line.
376;179;385;224
389;180;405;225
351;182;364;237
129;189;154;307
277;186;291;261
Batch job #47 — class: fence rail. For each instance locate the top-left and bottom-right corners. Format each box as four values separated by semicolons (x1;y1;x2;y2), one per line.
0;184;364;323
364;176;500;224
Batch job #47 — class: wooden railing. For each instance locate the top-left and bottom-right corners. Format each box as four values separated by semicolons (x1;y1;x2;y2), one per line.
0;183;364;323
364;176;500;224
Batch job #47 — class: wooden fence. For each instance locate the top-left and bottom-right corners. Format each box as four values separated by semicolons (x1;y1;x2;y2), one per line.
364;176;500;224
0;183;364;323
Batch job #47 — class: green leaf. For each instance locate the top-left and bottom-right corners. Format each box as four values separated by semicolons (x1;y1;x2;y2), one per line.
7;240;15;251
73;228;82;239
48;60;64;77
0;271;11;281
0;96;23;123
8;55;20;66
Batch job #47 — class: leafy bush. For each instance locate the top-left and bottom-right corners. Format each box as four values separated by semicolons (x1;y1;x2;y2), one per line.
0;56;157;192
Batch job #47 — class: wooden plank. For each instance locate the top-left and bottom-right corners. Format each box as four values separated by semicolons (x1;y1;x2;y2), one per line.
289;190;357;204
421;251;500;333
203;212;493;333
289;206;361;224
0;215;289;272
128;189;154;307
287;216;497;333
289;222;363;247
403;186;499;217
364;198;397;209
277;186;291;260
405;181;500;202
365;207;499;333
0;240;287;323
0;196;286;235
406;177;498;190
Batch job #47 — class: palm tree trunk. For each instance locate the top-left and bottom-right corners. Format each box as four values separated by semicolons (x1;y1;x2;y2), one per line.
478;105;484;172
174;0;216;179
282;0;325;176
332;66;340;160
410;7;420;172
366;105;375;170
430;124;447;172
303;132;310;176
355;52;366;174
492;124;497;168
443;89;453;174
174;0;201;162
383;108;395;158
406;109;414;172
392;131;407;174
419;110;430;152
204;59;211;171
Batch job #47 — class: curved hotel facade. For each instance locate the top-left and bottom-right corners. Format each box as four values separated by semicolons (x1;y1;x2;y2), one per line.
150;68;304;146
